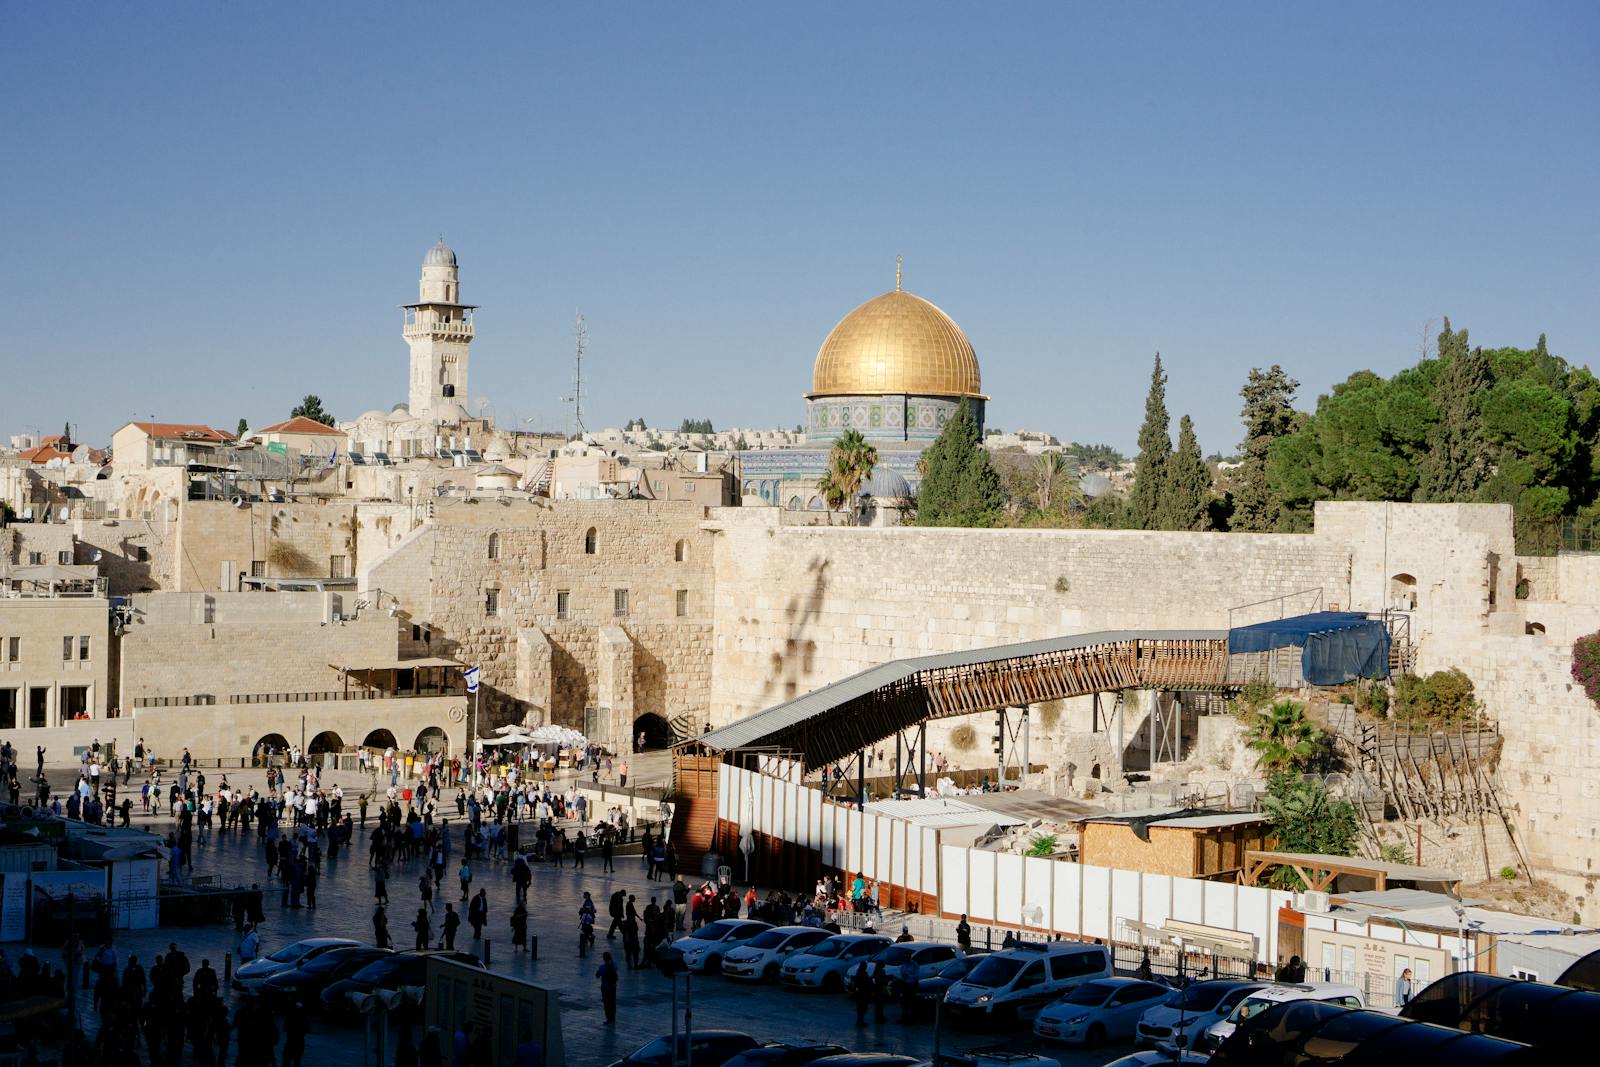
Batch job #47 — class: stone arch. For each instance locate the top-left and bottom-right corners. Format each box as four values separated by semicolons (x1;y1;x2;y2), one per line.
415;726;449;754
307;730;344;756
787;496;803;511
1390;573;1418;611
1525;622;1546;636
252;733;290;765
674;539;688;563
363;728;398;749
583;527;597;554
487;532;500;560
633;712;673;751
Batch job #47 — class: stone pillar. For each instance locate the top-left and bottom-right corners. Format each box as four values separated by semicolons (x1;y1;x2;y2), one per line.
515;627;553;726
596;625;635;750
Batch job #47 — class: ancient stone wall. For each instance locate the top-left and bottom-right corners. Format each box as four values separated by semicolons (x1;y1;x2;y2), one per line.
173;499;360;592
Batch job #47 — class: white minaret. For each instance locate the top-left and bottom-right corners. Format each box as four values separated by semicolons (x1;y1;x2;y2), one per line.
404;239;476;423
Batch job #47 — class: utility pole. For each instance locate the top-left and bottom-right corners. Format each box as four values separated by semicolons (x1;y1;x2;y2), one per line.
571;311;587;440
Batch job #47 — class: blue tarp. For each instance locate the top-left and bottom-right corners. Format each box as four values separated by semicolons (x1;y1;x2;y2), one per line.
1228;611;1391;685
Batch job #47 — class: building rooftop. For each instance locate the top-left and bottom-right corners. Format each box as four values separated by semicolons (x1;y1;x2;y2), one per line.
255;416;346;436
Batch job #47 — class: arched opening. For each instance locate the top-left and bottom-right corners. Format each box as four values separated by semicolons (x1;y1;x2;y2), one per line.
487;532;500;560
583;527;597;554
787;496;803;511
362;728;398;750
1390;573;1418;611
442;384;456;398
307;730;344;756
252;733;290;764
1526;622;1546;636
674;539;687;563
415;726;449;755
633;712;673;752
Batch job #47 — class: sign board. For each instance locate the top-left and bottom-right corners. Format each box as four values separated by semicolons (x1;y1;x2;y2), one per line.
0;873;28;942
423;956;564;1067
109;857;161;929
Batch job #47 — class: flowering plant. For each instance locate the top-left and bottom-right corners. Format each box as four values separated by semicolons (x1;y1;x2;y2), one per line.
1574;631;1600;707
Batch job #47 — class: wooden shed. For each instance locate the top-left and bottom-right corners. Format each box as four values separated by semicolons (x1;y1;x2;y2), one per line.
1076;810;1272;880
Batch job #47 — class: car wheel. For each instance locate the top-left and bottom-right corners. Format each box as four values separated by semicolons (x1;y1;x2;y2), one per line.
1085;1023;1106;1047
762;963;779;982
822;971;843;993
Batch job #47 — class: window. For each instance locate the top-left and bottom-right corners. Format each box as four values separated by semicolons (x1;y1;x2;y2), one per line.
1013;962;1043;989
675;589;688;617
485;589;499;616
79;635;90;661
28;551;43;565
5;637;17;662
674;539;687;562
583;527;597;554
60;685;88;722
329;555;349;579
487;532;500;560
556;590;570;620
411;624;423;642
63;636;73;661
0;688;16;730
58;550;73;565
251;560;266;577
136;546;150;563
613;588;629;617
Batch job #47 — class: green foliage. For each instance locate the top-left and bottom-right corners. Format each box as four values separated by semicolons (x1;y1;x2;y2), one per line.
678;418;714;434
1360;685;1390;717
1230;681;1277;720
1417;321;1494;501
915;399;1004;527
236;418;249;439
1127;354;1172;530
1262;773;1360;886
1245;700;1326;773
817;429;878;511
1081;492;1128;529
291;394;335;426
1379;842;1413;865
1026;833;1059;857
1234;365;1301;531
1573;631;1600;707
1066;442;1125;469
1390;669;1480;726
1160;414;1214;530
1499;865;1518;881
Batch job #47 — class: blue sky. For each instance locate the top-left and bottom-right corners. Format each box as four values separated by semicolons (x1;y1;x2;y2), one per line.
3;2;1596;453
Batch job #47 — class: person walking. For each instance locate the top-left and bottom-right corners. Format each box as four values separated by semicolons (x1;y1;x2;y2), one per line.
468;890;487;941
414;907;433;951
442;904;461;950
899;955;921;1023
458;858;472;902
850;962;875;1026
419;873;434;911
1394;967;1415;1007
606;889;625;939
596;952;619;1025
956;914;972;953
511;903;529;953
373;905;391;949
870;960;889;1023
600;832;615;873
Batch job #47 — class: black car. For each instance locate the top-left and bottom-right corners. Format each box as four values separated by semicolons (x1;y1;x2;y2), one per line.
607;1031;760;1067
887;954;987;1002
260;946;393;1008
806;1056;919;1067
720;1043;850;1067
321;950;482;1014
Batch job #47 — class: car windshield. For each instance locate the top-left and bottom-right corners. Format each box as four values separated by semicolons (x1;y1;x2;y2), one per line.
350;957;404;982
746;930;789;949
697;922;741;942
1173;983;1242;1012
1226;994;1277;1023
302;950;359;974
1059;980;1117;1006
266;942;315;964
805;938;850;959
940;957;979;978
963;956;1025;988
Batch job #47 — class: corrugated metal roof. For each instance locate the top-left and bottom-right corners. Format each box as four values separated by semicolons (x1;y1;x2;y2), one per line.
697;629;1227;753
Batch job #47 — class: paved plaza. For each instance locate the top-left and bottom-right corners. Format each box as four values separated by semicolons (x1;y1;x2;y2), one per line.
23;765;1129;1067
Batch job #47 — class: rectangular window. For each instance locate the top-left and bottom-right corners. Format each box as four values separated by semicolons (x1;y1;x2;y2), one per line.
485;589;499;616
329;555;349;579
676;589;688;617
556;590;570;620
79;635;90;661
61;685;89;722
136;546;150;563
5;637;17;662
28;552;43;565
411;624;423;642
63;636;73;661
59;550;73;565
251;560;266;577
613;588;629;617
0;688;16;730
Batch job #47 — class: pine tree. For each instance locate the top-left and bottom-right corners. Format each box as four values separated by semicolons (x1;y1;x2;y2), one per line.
1417;318;1494;501
1161;415;1213;530
1233;365;1300;531
916;399;1004;527
236;418;249;440
1127;354;1172;530
291;395;335;427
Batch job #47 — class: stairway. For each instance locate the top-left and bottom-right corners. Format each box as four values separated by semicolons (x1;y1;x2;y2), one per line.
526;459;553;496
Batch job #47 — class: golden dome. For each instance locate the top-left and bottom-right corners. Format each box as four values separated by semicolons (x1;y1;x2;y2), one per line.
809;287;984;399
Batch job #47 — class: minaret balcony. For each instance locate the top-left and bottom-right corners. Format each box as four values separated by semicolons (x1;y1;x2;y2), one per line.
403;319;475;340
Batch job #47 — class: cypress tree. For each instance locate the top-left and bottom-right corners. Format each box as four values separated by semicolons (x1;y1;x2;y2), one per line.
1417;318;1494;501
1127;353;1172;530
1233;365;1300;531
1162;414;1213;530
916;399;1004;527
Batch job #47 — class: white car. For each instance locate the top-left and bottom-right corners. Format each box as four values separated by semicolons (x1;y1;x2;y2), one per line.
1135;978;1265;1053
1101;1053;1210;1066
1202;982;1363;1052
662;919;772;974
720;925;834;981
779;933;893;991
232;937;360;993
1033;978;1173;1046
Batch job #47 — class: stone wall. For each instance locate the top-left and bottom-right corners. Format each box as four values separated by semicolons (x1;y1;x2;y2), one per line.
70;515;178;594
173;499;360;592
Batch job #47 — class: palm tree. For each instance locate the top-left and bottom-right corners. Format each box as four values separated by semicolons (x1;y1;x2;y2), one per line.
817;429;878;512
1246;699;1325;773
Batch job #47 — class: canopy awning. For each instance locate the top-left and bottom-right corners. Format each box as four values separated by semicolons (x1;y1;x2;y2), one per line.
1228;611;1391;685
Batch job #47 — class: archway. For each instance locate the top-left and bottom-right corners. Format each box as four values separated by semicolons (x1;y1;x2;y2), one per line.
1525;622;1546;636
363;728;398;750
415;726;449;755
252;733;290;766
583;527;597;554
633;712;673;752
674;539;688;563
1390;573;1418;611
307;730;344;756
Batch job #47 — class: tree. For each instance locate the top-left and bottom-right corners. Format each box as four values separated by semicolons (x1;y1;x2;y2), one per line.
1127;354;1172;530
1160;414;1212;530
1245;699;1326;774
236;418;249;440
916;399;1004;527
1233;365;1300;531
678;418;714;434
1417;320;1494;501
1261;773;1360;887
1030;451;1074;513
291;395;335;427
817;429;878;512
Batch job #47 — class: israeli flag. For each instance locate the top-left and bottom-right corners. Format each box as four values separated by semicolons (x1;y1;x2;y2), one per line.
464;666;480;693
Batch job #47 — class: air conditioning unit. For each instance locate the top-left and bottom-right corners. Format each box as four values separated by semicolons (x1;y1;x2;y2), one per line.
1298;890;1331;913
330;612;343;623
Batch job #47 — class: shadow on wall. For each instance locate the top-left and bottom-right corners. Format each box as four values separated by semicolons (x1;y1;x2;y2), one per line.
760;556;828;704
551;643;589;727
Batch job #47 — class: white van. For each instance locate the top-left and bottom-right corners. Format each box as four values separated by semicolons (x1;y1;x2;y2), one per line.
1201;982;1363;1051
942;942;1110;1026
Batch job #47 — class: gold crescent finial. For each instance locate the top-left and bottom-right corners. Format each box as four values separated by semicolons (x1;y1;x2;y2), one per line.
896;255;903;292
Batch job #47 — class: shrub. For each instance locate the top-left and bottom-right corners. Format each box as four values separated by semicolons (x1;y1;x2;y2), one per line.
1379;842;1412;865
1574;631;1600;708
1230;680;1276;721
1361;685;1390;717
1391;669;1480;726
1262;773;1359;889
950;724;977;752
1027;833;1058;857
1499;865;1518;881
1054;576;1070;593
1245;700;1327;774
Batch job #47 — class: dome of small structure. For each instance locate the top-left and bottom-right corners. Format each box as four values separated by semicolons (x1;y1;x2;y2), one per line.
811;288;983;399
388;404;412;421
859;467;912;499
424;239;457;267
358;409;387;423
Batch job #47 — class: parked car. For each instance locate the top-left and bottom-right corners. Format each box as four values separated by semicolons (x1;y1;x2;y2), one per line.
606;1031;760;1067
721;927;835;982
890;954;989;1003
906;1047;1062;1067
259;946;393;1008
1201;982;1364;1051
321;950;483;1014
1101;1052;1210;1066
659;919;773;974
779;934;894;991
233;938;360;994
943;942;1110;1025
1135;978;1265;1052
805;1056;919;1067
719;1043;850;1067
1033;978;1173;1045
872;942;962;976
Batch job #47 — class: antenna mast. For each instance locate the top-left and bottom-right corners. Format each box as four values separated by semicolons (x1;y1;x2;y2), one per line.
571;311;588;439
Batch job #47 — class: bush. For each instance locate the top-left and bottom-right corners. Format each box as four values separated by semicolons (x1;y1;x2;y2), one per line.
1361;686;1390;717
1391;669;1480;726
1245;700;1327;773
1230;680;1276;721
1499;865;1518;881
1036;700;1063;731
950;724;977;752
1262;773;1359;889
1574;631;1600;708
1027;833;1058;857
